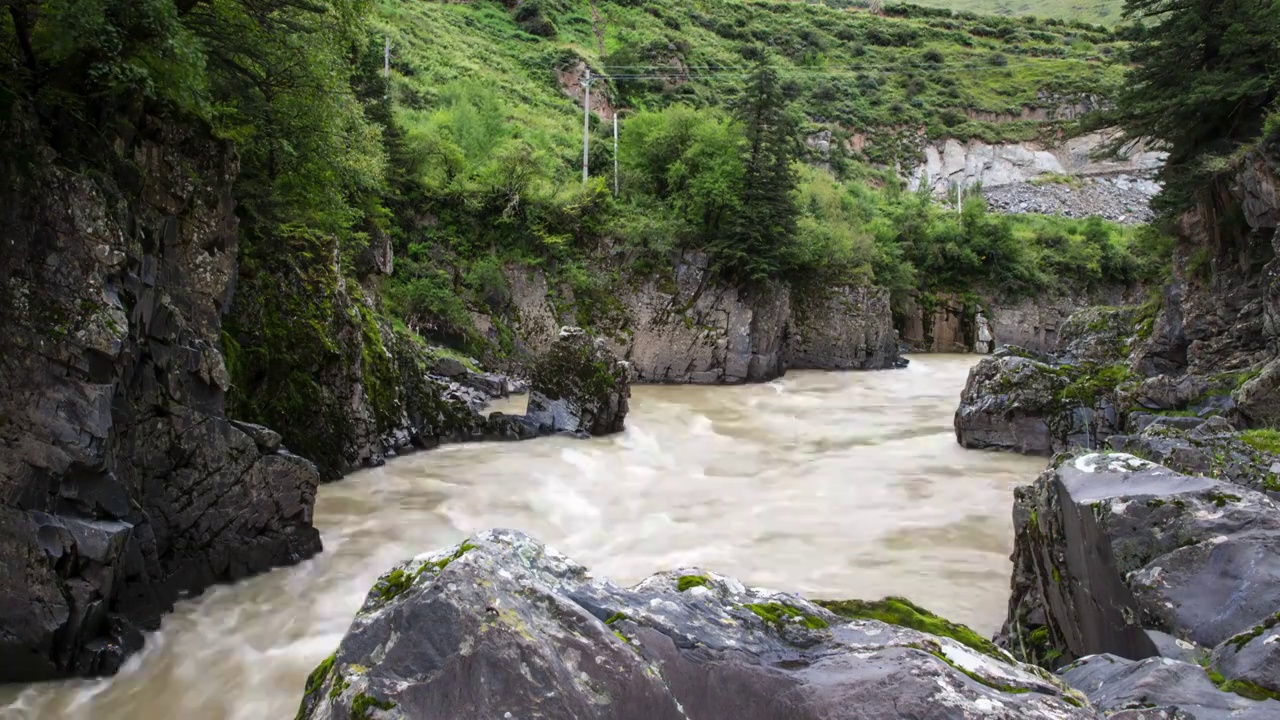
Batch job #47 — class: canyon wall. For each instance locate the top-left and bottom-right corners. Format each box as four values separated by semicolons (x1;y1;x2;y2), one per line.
498;254;901;384
0;123;321;680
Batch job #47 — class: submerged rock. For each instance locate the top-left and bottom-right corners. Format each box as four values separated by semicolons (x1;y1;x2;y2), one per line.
526;327;631;436
297;530;1094;720
1000;451;1280;676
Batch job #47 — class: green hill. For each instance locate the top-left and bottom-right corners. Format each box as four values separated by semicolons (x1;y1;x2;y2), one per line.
905;0;1127;25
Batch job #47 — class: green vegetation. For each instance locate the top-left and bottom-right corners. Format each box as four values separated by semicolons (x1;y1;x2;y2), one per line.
604;612;629;625
746;602;830;630
1224;612;1280;652
816;596;1001;657
351;693;396;720
903;0;1125;25
1241;429;1280;455
677;575;711;591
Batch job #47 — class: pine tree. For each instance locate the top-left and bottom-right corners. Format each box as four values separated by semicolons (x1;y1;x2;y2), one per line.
1107;0;1280;210
720;55;799;283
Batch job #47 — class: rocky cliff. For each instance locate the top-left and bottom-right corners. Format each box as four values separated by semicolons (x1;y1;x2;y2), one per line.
496;253;902;384
0;123;321;680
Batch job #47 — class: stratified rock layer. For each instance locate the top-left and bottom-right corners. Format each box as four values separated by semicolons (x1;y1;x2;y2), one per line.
297;530;1093;720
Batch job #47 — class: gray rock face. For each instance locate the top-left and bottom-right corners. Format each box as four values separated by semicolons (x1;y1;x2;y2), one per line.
1000;452;1280;671
1060;654;1280;719
296;530;1094;720
785;285;899;370
501;255;901;385
0;126;320;680
526;327;631;436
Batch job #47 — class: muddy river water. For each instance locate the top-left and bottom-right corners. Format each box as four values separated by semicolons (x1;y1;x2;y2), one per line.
1;354;1044;719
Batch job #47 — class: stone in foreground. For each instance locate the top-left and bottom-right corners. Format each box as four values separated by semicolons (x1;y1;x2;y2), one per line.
526;327;630;436
1001;452;1280;670
1060;654;1280;719
297;530;1093;720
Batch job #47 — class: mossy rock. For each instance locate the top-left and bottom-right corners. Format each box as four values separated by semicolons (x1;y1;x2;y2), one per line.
526;327;630;436
816;596;1003;658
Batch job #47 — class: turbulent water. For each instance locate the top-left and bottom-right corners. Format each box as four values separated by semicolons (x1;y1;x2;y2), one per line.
2;354;1043;720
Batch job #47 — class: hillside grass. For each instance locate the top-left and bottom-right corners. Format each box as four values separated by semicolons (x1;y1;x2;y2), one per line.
904;0;1126;26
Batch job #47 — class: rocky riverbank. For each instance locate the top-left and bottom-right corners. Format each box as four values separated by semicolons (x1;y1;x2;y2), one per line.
295;521;1280;719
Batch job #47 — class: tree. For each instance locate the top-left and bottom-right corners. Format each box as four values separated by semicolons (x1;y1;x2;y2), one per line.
1106;0;1280;210
719;55;800;282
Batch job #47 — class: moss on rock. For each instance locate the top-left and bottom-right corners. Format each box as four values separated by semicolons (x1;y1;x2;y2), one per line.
816;597;1002;658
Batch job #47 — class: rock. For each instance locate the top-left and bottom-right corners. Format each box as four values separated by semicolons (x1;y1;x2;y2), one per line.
1060;654;1280;718
784;285;900;370
1107;422;1279;494
0;126;321;680
954;355;1065;455
999;452;1280;669
1234;358;1280;428
1210;612;1280;699
461;370;513;398
526;327;630;436
296;530;1094;720
1056;306;1138;366
430;354;469;377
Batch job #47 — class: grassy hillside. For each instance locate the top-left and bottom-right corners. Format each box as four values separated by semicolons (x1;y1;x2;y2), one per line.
375;0;1128;165
906;0;1126;25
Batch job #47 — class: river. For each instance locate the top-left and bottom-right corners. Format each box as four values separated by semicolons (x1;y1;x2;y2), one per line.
1;354;1044;719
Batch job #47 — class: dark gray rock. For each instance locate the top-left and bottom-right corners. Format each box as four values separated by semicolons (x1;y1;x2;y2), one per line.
1107;421;1280;494
527;327;630;436
0;126;321;680
954;355;1065;455
1235;358;1280;428
296;530;1094;720
1060;654;1280;718
430;355;468;378
999;452;1280;670
1210;612;1280;698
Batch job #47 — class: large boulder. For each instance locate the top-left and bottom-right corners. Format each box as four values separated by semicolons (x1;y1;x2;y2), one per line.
526;327;631;436
296;530;1094;720
999;452;1280;673
954;351;1127;455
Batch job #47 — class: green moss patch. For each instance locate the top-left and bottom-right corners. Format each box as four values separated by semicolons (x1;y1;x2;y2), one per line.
604;612;628;625
1224;611;1280;652
928;649;1031;694
746;602;829;630
373;542;478;605
351;693;396;720
816;597;1001;658
677;575;710;592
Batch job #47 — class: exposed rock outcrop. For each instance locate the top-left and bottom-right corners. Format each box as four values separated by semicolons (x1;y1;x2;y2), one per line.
0;125;321;681
899;291;1134;355
999;452;1280;689
908;132;1165;198
296;530;1094;720
526;327;630;436
785;284;900;370
499;254;902;384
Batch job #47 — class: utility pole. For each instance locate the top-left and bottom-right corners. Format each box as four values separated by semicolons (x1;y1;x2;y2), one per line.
613;112;619;195
582;69;591;186
384;36;391;79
